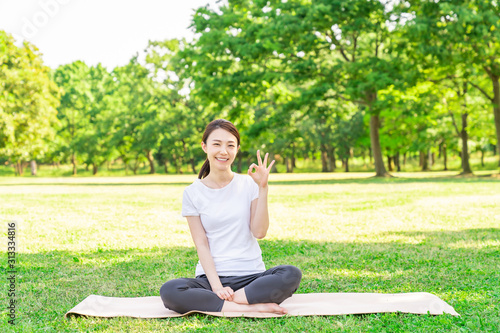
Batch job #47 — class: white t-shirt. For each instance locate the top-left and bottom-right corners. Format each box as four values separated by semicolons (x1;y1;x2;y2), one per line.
182;173;266;277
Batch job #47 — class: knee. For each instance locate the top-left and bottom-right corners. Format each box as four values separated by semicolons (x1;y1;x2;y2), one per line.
159;279;186;310
269;265;302;303
277;265;302;289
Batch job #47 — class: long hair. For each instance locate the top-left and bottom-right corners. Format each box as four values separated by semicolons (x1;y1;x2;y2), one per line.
198;119;240;179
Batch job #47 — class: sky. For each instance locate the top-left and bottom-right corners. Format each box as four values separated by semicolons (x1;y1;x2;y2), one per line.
0;0;225;69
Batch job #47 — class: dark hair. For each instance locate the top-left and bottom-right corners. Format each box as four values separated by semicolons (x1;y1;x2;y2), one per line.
198;119;240;179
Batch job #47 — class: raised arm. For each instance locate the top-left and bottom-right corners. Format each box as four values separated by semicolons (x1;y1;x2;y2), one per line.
248;150;275;239
185;216;234;301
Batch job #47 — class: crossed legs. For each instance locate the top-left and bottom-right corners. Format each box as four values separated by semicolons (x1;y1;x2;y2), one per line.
160;265;302;314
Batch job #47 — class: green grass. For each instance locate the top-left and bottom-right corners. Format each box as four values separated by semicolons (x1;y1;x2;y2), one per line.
1;173;499;332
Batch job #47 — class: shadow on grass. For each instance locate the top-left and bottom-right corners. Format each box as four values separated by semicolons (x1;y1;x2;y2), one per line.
17;229;499;326
5;229;497;333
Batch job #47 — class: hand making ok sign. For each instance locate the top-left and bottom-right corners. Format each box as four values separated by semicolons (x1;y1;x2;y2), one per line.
248;150;275;189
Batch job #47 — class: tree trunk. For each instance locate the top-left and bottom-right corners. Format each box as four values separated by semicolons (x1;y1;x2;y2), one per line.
291;144;296;168
320;144;328;172
92;163;98;175
443;144;448;171
395;152;401;172
421;151;429;171
320;143;328;172
190;158;196;174
344;157;349;172
460;112;473;174
488;72;500;167
72;153;77;176
15;161;22;176
146;150;155;174
132;158;140;175
328;146;336;172
403;152;407;166
428;150;433;167
387;155;393;172
285;157;293;173
30;160;37;176
164;159;169;174
269;152;278;173
370;114;390;176
480;149;485;167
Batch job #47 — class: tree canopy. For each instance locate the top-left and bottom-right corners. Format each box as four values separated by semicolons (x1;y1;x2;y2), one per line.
0;0;498;176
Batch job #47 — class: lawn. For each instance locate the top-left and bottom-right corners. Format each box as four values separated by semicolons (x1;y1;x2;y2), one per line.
1;172;499;332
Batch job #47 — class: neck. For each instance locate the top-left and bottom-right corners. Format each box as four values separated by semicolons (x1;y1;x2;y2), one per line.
206;170;233;182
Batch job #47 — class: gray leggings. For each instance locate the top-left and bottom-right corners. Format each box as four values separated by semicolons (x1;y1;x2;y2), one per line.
160;265;302;314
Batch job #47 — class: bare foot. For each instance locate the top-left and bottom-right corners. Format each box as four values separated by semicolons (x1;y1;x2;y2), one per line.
221;301;288;314
256;303;288;314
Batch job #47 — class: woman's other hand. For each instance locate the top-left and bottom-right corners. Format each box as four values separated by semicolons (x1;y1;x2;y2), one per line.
248;150;275;189
214;286;234;301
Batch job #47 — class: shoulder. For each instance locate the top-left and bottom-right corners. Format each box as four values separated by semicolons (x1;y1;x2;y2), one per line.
235;173;255;186
234;173;258;195
183;179;201;197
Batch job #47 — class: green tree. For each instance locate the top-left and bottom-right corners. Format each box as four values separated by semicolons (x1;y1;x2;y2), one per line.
0;31;60;175
407;0;500;169
145;39;206;174
180;0;413;176
53;61;95;175
79;64;117;175
109;57;164;174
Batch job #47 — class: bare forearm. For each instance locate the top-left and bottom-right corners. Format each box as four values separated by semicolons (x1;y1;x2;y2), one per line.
252;187;270;239
196;245;223;291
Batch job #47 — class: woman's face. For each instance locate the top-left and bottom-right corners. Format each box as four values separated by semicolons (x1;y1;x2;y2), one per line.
202;128;239;172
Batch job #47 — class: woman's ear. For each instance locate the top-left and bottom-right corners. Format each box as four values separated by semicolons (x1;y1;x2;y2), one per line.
201;141;207;153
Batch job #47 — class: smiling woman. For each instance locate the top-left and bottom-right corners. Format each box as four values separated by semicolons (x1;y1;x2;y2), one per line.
198;120;240;184
159;118;302;315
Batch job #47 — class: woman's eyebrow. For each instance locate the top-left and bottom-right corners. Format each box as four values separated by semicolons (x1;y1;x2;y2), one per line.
212;139;236;143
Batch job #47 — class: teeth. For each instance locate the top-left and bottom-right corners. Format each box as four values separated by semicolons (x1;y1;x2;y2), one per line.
216;158;228;161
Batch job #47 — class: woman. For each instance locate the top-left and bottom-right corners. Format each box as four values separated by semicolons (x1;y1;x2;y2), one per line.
160;119;301;314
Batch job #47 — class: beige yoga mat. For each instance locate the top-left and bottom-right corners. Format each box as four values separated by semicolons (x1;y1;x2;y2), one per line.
65;292;459;318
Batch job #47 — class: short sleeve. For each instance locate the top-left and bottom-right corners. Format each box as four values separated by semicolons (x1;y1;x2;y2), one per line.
249;177;259;201
182;188;199;217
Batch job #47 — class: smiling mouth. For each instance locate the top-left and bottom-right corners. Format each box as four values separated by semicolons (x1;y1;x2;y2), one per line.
216;158;229;162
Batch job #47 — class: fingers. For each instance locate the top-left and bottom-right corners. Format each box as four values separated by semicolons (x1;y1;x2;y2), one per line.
250;152;273;172
267;159;275;171
226;287;234;301
216;287;234;301
257;150;263;166
248;163;257;174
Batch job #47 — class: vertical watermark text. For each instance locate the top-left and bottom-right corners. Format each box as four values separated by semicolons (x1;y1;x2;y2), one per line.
7;221;18;325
